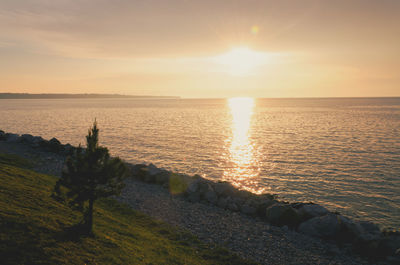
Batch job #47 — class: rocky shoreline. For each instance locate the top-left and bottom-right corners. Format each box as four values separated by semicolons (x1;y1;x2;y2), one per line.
1;130;399;264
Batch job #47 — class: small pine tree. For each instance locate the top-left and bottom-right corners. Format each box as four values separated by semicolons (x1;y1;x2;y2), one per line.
54;121;127;234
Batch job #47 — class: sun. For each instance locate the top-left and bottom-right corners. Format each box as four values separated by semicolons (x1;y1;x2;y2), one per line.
213;47;269;76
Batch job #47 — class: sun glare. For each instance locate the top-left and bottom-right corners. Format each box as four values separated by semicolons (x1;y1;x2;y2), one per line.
222;97;265;194
213;47;269;76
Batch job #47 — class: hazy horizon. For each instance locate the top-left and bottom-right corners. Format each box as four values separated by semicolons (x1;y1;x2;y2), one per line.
2;92;400;100
1;0;399;97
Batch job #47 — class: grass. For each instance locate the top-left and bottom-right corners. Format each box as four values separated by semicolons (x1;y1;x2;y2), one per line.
0;153;256;265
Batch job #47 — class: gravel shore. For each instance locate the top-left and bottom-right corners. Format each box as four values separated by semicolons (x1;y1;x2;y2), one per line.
0;141;368;264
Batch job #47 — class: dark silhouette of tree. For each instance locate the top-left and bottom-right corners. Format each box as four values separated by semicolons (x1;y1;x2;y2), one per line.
54;121;127;234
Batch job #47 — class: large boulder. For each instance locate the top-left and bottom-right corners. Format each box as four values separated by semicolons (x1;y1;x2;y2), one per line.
20;134;35;143
155;170;170;185
213;181;236;197
298;204;329;220
187;179;200;194
266;204;301;227
31;136;44;147
298;213;341;238
336;215;367;242
203;184;218;204
63;143;74;155
255;198;276;218
147;163;161;176
5;133;19;142
46;137;62;152
358;220;381;236
129;164;148;179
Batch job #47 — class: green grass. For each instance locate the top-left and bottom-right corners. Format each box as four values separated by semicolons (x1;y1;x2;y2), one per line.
0;153;256;265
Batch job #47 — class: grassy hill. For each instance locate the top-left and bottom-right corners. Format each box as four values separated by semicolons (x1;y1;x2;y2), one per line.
0;153;255;265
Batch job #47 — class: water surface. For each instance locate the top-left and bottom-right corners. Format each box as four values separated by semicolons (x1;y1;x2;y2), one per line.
1;97;399;228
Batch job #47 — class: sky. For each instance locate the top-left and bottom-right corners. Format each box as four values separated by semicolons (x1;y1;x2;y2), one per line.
0;0;399;98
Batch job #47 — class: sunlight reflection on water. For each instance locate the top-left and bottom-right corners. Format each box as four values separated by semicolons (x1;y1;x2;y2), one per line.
223;98;266;194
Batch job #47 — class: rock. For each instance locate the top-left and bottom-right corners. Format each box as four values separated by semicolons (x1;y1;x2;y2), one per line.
63;143;74;155
5;133;19;142
47;137;62;152
266;204;300;227
204;187;218;205
228;201;239;212
19;134;34;143
187;179;200;193
0;130;5;140
337;215;365;242
298;214;341;238
213;181;236;196
380;232;400;257
155;171;170;184
241;202;256;216
358;220;381;235
144;173;156;183
326;245;341;256
187;192;200;203
49;137;61;145
147;163;160;175
298;204;329;219
31;136;44;147
255;198;276;218
129;164;148;179
386;255;400;264
217;197;228;209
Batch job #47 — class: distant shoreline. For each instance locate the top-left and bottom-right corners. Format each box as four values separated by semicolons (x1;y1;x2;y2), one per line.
0;93;180;99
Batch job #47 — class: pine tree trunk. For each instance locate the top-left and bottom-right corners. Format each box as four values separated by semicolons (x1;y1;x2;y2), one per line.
86;197;94;234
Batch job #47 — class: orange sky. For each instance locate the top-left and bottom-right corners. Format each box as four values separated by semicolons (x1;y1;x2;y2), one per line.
0;0;399;98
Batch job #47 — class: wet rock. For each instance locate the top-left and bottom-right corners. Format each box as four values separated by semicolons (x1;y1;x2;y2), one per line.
298;214;341;238
266;204;300;227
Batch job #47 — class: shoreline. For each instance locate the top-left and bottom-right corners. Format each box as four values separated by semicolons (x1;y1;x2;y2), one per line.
1;130;399;264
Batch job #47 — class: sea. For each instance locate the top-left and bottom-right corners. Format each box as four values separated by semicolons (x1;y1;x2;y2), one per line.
0;97;399;229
